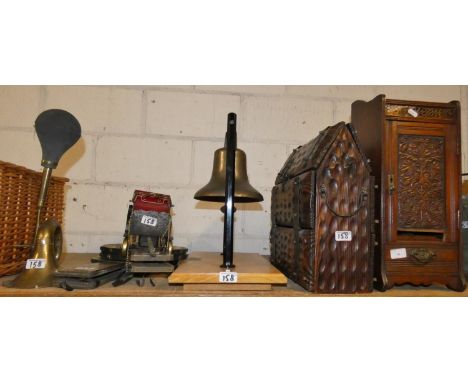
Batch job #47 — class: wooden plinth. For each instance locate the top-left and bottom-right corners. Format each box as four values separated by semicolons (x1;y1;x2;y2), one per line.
168;252;287;291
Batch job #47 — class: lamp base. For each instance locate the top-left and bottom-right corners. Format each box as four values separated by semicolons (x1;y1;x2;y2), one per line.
168;251;287;291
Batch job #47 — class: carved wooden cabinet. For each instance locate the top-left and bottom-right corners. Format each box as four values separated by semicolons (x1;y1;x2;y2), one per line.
351;95;465;291
270;122;374;293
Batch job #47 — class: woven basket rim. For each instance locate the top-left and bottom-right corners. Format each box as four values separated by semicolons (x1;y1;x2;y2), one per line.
0;160;69;182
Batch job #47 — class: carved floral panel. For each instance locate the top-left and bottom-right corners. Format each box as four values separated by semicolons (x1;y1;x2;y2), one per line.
397;134;445;229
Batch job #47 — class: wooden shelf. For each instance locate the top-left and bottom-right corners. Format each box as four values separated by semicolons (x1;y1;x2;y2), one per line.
0;253;467;297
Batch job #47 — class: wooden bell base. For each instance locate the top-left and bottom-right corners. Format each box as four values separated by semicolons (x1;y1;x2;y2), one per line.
168;252;287;291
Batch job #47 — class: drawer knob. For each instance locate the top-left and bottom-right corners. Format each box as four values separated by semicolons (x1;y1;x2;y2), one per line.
410;248;436;265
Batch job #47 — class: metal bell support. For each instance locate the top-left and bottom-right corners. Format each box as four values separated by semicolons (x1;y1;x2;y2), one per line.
194;113;263;268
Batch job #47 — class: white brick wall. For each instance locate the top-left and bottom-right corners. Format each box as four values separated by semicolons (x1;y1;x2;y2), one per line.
376;85;461;103
0;86;41;128
0;85;466;256
242;96;334;143
45;86;143;134
0;130;42;169
334;101;352;124
146;91;240;138
195;85;286;95
95;136;192;185
286;85;381;100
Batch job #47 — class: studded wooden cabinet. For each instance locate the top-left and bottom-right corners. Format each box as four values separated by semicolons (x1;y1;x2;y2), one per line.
270;122;374;293
351;95;465;291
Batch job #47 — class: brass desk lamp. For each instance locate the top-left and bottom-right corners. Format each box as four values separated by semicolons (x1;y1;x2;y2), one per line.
6;109;81;288
194;113;263;268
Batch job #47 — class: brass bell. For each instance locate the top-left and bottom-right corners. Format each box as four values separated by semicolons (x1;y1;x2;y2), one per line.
194;147;263;203
194;112;262;268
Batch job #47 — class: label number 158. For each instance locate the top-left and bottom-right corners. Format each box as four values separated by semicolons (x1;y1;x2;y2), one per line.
335;231;352;241
219;271;238;283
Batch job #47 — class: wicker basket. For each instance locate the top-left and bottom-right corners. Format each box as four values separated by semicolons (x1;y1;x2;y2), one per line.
0;161;68;276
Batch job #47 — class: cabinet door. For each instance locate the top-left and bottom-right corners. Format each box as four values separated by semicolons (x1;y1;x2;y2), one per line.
385;121;459;244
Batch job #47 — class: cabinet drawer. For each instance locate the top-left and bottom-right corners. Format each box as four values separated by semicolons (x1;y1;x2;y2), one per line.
384;245;459;274
271;171;315;229
385;102;457;122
